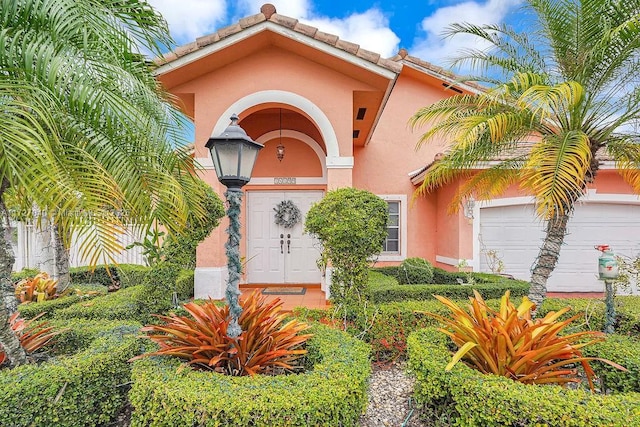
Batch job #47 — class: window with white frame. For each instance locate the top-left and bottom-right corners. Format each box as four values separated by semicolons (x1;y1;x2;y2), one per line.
378;195;407;261
384;201;400;253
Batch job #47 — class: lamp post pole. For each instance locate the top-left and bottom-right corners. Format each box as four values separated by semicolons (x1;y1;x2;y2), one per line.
223;188;243;337
206;114;263;338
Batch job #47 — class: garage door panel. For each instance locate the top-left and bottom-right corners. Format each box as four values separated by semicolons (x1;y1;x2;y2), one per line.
479;203;640;293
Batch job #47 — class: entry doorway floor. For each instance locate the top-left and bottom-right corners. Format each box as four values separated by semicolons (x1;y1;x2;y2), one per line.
240;284;328;311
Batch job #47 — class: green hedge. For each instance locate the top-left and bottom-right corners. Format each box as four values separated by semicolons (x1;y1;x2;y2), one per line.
408;327;640;426
539;296;640;335
585;334;640;394
54;284;173;323
0;322;143;427
47;318;142;356
17;284;108;320
175;268;194;299
368;280;529;303
118;264;151;288
69;264;151;288
129;323;371;427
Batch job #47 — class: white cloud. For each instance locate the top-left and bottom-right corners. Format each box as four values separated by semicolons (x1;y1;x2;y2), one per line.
411;0;522;70
147;0;227;43
303;10;400;58
238;1;400;58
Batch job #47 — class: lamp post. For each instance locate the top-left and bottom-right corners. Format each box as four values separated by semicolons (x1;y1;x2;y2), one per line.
206;114;263;337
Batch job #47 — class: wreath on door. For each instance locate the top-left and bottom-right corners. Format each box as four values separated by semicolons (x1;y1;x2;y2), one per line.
273;200;302;229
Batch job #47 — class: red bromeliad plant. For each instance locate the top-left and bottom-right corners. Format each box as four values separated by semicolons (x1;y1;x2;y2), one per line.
15;273;59;303
0;312;61;366
131;290;312;376
426;290;625;391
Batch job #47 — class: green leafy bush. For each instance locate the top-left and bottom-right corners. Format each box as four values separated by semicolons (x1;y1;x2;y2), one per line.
10;268;40;283
368;279;529;303
408;327;640;426
585;334;640;393
0;322;143;427
47;318;142;356
305;188;388;308
17;285;107;320
539;296;640;335
397;257;435;284
129;323;371;426
174;268;194;299
117;264;151;288
69;265;120;287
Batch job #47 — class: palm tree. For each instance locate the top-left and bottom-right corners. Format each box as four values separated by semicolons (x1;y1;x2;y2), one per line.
0;0;208;366
410;0;640;308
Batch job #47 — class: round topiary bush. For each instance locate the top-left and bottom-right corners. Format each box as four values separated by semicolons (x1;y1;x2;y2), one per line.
398;257;434;285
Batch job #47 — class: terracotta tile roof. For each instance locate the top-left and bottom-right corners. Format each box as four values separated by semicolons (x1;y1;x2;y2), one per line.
153;3;403;74
409;144;615;181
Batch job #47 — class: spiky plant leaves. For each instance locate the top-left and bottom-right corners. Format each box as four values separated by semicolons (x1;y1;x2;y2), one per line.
132;290;312;376
424;290;626;391
14;273;59;303
0;313;62;366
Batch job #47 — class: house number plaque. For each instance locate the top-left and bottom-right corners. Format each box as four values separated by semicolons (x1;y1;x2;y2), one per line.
274;177;296;185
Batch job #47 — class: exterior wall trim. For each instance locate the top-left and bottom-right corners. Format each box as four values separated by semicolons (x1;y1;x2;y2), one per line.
211;90;340;159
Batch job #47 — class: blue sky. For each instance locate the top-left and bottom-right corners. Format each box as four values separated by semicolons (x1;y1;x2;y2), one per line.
148;0;524;71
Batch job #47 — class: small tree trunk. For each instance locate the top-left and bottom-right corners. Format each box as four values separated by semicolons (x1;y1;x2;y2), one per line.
528;212;570;311
53;225;70;291
0;191;27;366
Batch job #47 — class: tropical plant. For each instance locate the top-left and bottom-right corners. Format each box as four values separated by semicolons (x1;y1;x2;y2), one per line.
14;273;59;303
305;188;388;321
410;0;640;309
0;0;210;366
426;290;625;391
0;313;61;366
131;290;312;376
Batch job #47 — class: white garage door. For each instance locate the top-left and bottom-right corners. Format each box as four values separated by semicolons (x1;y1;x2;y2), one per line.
479;203;640;293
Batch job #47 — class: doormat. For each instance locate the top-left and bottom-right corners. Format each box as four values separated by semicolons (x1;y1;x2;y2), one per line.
262;287;307;295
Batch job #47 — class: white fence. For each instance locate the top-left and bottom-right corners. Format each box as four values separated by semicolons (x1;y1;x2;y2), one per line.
11;221;146;272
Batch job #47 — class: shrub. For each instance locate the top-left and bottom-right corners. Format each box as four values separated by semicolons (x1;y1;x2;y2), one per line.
305;188;388;308
69;265;120;287
539;296;640;335
368;279;529;303
585;334;640;393
408;328;640;426
47;318;142;356
117;264;151;288
0;323;143;427
174;268;194;299
14;272;58;303
10;268;40;283
129;323;371;426
17;285;107;320
133;290;311;376
425;290;620;390
397;257;435;284
54;284;172;323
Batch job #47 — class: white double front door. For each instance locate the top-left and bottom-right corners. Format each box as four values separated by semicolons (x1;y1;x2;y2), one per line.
246;191;323;284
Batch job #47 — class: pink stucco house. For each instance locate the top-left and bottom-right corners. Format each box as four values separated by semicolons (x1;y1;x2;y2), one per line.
154;4;640;300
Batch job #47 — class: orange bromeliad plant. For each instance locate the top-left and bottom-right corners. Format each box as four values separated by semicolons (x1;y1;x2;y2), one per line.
0;313;61;366
15;273;59;303
131;290;312;376
427;290;625;391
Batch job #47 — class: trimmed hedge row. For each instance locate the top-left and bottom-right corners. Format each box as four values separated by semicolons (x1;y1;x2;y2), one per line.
17;284;107;320
69;264;151;288
368;280;529;303
539;296;640;335
0;321;144;427
129;323;371;426
408;327;640;426
54;284;172;323
586;334;640;393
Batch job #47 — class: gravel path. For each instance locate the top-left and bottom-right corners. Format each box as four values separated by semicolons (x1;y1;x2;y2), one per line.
360;362;424;427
